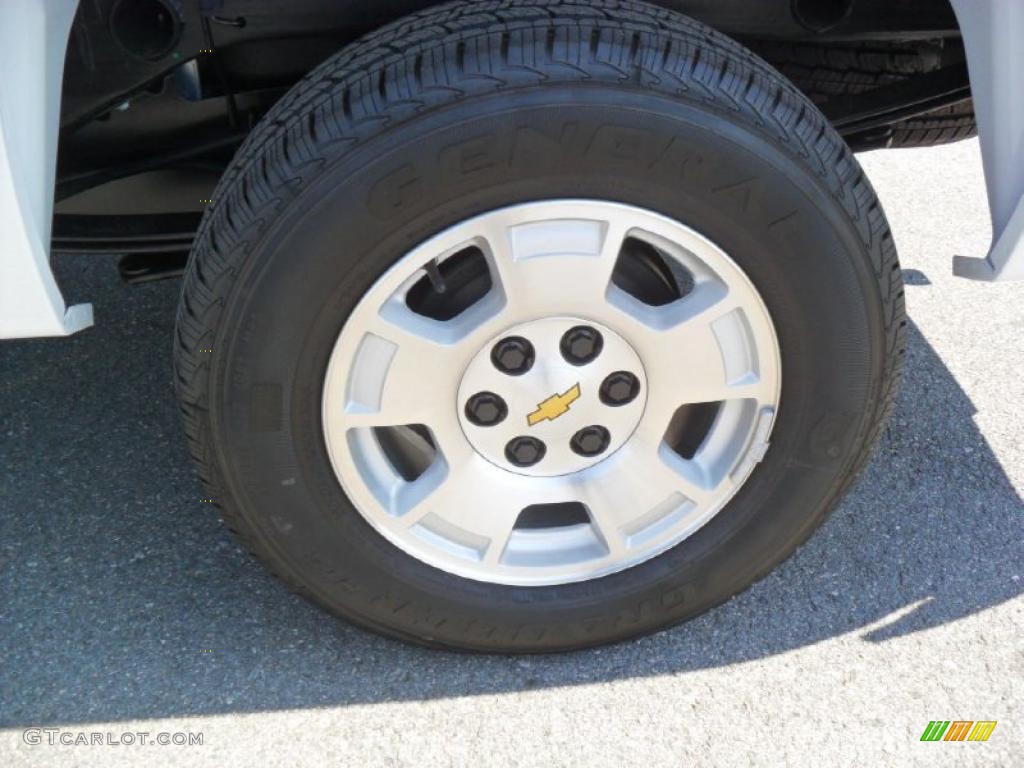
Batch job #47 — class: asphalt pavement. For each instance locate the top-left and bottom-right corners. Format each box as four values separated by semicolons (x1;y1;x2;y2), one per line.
1;138;1021;766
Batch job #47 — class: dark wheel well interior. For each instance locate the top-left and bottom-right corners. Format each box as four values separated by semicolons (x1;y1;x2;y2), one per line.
53;0;966;261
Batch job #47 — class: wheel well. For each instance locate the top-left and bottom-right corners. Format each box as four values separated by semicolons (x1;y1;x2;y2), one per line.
54;0;964;236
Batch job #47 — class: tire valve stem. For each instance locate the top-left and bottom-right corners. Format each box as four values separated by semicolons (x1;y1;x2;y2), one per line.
424;259;447;294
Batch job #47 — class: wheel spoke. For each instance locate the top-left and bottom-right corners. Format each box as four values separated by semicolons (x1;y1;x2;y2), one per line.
480;213;627;318
331;307;469;432
575;439;715;556
615;284;777;434
400;458;522;564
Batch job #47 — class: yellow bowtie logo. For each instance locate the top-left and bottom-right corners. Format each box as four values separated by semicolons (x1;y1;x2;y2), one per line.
527;383;581;426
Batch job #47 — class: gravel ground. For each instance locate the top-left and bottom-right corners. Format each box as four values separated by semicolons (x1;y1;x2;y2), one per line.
1;138;1021;767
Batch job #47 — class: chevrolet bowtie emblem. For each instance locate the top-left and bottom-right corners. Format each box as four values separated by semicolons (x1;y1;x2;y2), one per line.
527;383;581;426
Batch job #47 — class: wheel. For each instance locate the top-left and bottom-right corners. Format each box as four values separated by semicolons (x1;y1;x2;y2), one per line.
174;0;905;651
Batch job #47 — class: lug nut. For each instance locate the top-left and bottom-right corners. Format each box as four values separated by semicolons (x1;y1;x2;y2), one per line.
570;425;611;457
464;391;507;427
560;325;603;366
491;336;535;376
599;371;641;406
505;436;546;467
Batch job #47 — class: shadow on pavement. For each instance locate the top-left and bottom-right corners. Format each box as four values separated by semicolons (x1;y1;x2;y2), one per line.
1;256;1020;726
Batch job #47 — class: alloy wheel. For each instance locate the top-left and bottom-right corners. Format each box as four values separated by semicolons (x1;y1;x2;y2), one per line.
322;201;782;586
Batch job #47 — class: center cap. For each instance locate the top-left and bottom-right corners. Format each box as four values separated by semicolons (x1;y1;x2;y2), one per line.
457;317;647;477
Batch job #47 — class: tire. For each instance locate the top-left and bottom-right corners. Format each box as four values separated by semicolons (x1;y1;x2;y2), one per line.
752;39;976;149
887;102;976;149
174;0;905;651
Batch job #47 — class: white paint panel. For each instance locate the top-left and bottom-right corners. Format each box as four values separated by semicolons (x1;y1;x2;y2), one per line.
0;0;92;338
